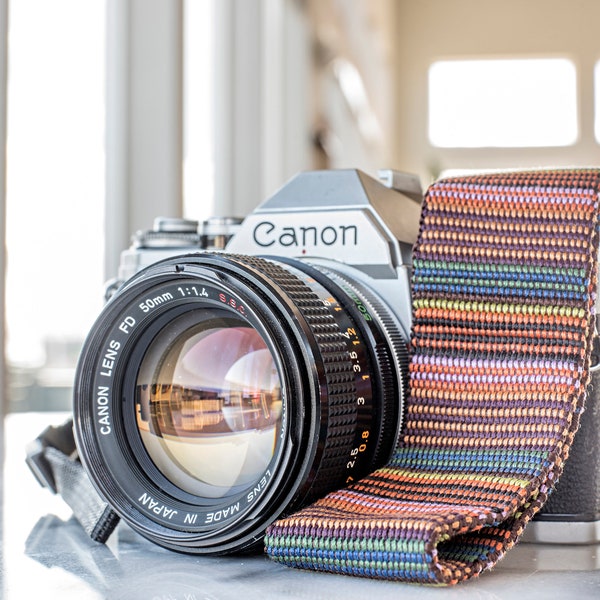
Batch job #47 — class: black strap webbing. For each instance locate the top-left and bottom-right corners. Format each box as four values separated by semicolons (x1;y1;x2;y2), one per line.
26;419;120;543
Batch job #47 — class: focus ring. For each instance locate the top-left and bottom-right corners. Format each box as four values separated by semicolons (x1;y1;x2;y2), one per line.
227;255;361;494
307;266;409;468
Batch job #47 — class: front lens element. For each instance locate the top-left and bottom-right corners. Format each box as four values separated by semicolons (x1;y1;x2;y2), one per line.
135;310;283;499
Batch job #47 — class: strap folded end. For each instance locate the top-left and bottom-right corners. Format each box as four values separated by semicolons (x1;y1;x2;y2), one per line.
26;418;120;545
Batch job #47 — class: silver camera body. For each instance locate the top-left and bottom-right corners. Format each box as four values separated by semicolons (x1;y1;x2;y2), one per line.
113;169;422;341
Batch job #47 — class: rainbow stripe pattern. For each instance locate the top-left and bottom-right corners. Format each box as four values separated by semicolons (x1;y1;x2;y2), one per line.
264;170;600;584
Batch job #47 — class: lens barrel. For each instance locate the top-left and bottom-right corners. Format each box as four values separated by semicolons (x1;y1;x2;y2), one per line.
74;253;408;553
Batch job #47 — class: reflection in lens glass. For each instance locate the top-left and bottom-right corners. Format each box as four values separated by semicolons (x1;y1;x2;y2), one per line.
136;312;283;499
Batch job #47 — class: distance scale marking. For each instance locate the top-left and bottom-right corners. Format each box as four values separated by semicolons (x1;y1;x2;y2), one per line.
288;270;377;484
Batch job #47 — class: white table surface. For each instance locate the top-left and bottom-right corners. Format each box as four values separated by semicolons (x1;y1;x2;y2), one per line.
2;413;599;599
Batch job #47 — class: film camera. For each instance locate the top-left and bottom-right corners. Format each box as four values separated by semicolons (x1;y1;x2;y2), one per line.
30;169;600;554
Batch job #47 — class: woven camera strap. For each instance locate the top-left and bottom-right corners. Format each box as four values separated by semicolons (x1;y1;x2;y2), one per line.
264;169;600;585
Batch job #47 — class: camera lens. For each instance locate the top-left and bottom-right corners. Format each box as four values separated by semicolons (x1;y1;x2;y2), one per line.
135;310;283;499
74;253;408;553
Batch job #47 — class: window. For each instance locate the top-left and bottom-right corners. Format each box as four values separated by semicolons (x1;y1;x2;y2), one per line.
594;60;600;144
428;58;578;148
183;0;215;221
5;0;106;411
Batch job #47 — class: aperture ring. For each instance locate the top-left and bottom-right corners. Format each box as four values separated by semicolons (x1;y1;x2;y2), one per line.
324;270;410;464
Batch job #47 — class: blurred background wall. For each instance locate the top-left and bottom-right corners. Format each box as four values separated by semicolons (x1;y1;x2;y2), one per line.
2;0;600;413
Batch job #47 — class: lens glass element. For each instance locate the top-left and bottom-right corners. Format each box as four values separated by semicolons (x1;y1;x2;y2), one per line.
135;310;283;499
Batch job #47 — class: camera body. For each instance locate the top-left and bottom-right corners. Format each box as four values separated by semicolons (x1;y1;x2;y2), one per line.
110;169;421;337
525;367;600;543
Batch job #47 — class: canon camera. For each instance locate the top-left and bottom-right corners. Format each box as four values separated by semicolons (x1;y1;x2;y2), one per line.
29;168;600;555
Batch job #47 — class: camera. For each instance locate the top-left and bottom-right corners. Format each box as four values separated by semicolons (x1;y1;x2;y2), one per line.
30;168;600;563
71;169;423;554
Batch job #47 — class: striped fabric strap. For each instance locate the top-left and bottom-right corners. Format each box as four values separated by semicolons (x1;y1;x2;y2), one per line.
264;169;600;585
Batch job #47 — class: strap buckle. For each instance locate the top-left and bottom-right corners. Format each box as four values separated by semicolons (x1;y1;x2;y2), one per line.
26;433;58;493
26;420;78;494
26;419;120;544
